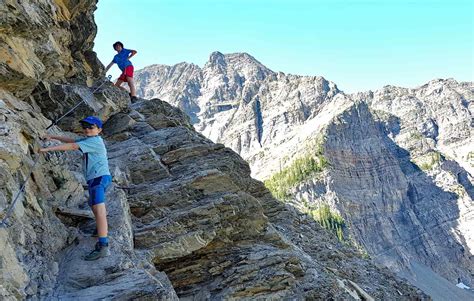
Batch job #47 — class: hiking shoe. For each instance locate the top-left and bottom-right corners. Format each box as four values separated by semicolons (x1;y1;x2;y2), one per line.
84;243;110;261
130;96;138;102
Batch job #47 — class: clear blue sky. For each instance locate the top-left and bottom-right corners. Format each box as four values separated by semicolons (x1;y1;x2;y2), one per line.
94;0;473;93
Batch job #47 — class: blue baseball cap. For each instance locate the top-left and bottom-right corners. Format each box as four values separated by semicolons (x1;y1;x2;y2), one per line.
80;116;103;128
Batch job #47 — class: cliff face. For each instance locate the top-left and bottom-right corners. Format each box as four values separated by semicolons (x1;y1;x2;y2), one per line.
1;0;102;97
0;0;137;299
365;79;474;177
135;52;474;299
293;102;474;298
0;1;427;300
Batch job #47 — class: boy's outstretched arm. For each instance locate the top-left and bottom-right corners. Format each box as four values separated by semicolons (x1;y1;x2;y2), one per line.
39;143;79;153
104;61;114;73
44;134;75;143
128;50;137;59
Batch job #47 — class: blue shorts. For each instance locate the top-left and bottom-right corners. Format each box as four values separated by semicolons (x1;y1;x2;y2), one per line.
87;175;112;206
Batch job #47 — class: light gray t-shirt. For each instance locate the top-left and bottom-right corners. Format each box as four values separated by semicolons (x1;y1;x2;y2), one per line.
75;136;111;181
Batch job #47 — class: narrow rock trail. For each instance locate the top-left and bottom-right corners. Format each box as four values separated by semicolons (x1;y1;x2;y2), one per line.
47;183;177;300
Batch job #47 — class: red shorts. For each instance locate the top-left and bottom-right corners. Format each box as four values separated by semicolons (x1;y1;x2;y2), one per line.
118;65;134;81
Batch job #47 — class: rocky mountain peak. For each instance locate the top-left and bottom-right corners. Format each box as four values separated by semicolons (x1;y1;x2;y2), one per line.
422;77;460;87
205;51;274;78
208;50;226;66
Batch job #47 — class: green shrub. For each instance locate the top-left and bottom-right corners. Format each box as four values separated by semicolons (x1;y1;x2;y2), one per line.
307;204;345;241
418;151;441;171
264;139;328;200
409;131;423;140
468;152;474;168
452;184;466;198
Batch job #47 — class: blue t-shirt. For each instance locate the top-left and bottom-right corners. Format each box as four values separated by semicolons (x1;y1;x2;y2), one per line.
75;136;111;181
112;49;133;71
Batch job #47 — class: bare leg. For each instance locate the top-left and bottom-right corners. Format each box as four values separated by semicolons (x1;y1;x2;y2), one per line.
126;76;136;97
92;203;108;238
114;79;126;91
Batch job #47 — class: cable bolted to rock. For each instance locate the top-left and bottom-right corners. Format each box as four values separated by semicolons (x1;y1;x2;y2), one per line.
0;155;41;228
46;75;112;130
0;75;112;228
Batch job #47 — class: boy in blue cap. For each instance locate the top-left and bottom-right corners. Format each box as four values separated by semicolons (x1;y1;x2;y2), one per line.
104;41;138;101
40;116;112;261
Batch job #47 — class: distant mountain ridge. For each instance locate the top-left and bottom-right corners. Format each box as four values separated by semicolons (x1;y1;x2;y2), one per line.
135;52;474;300
136;51;342;177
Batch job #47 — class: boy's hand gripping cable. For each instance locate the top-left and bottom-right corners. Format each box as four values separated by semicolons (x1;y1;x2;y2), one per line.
0;75;112;228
